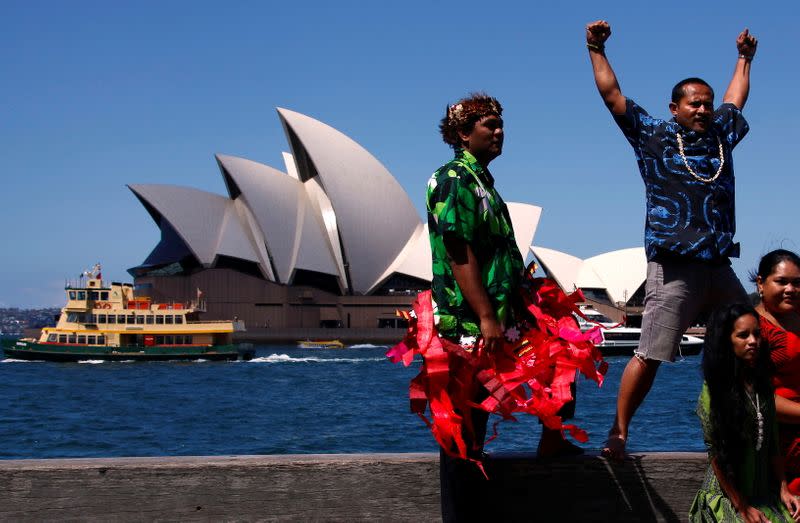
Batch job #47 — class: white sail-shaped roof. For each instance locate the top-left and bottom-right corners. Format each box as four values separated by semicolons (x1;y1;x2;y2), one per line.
584;248;646;304
530;246;584;294
129;184;248;267
215;154;338;285
215;202;257;262
531;245;646;305
277;107;421;294
507;203;542;264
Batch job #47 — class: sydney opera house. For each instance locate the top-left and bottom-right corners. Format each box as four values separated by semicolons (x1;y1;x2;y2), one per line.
127;108;543;336
128;108;649;337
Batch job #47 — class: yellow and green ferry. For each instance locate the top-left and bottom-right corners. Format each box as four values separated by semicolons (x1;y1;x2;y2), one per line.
1;267;254;362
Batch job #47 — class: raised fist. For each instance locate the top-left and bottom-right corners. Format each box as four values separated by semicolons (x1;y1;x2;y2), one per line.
586;20;611;46
737;28;758;57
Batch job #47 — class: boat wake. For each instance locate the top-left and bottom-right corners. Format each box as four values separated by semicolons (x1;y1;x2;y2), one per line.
2;358;40;363
78;360;107;365
347;343;388;349
248;353;385;364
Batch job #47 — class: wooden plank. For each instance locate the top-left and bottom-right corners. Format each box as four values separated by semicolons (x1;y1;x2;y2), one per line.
0;452;707;522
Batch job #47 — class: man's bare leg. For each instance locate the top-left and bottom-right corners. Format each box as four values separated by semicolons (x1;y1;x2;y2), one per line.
602;355;661;460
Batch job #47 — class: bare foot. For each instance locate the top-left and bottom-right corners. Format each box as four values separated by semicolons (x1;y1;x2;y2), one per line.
601;433;627;461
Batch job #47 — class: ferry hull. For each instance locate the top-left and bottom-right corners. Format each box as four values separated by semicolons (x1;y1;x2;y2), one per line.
1;340;254;362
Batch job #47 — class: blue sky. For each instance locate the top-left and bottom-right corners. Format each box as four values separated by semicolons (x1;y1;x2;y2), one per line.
2;1;798;307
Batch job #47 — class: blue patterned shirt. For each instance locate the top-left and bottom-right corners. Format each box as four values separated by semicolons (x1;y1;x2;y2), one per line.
614;99;749;261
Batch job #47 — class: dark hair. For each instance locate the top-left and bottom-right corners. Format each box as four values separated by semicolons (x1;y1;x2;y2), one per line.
671;77;714;103
750;249;800;284
439;93;502;150
702;303;772;485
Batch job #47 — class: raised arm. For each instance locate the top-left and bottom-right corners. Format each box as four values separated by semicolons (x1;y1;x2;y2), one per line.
586;20;626;116
723;28;758;109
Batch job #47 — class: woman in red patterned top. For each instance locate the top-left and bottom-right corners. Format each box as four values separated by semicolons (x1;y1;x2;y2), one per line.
755;249;800;494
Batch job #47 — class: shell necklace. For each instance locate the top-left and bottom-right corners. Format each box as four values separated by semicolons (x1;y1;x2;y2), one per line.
745;388;765;451
675;132;724;183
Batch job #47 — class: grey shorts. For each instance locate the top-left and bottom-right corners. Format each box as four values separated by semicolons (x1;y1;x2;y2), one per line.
636;257;748;362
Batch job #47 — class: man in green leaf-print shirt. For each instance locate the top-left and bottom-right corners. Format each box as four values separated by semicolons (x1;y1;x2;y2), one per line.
430;94;581;522
428;94;524;351
429;93;525;522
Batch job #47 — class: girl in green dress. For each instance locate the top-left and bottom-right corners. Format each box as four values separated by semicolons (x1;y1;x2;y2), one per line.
691;303;800;522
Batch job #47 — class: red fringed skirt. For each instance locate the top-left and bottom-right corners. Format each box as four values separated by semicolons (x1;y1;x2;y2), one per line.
387;276;607;464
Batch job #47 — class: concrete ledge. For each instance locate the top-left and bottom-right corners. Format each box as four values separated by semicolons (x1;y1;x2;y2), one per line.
0;452;707;522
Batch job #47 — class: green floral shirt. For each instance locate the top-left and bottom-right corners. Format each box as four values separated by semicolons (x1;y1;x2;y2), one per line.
426;148;524;339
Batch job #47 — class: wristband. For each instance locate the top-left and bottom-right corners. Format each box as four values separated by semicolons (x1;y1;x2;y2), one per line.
587;42;605;52
738;53;754;62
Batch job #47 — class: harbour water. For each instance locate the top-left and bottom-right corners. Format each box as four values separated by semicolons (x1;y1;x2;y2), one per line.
0;344;705;460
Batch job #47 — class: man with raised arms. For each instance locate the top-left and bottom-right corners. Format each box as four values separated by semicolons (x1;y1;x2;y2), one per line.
585;20;758;459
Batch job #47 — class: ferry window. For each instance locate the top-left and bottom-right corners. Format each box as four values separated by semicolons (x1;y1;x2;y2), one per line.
89;291;99;300
47;334;57;342
108;315;116;324
101;291;108;300
59;334;67;343
136;315;144;325
156;315;164;325
77;291;86;300
165;315;174;325
117;315;126;323
146;315;154;324
98;314;106;323
77;335;86;344
67;313;77;322
184;335;192;344
69;291;77;300
127;315;135;324
165;335;174;345
77;313;86;323
175;316;184;324
155;335;164;344
98;335;105;344
68;335;77;344
86;314;95;324
88;335;96;345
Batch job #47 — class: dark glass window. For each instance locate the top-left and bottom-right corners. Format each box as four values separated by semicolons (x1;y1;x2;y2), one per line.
101;291;109;300
98;335;105;344
68;335;77;344
69;291;77;300
165;315;173;325
156;316;164;325
136;315;145;324
47;334;57;342
77;335;86;344
146;315;154;324
107;315;116;324
59;334;67;343
88;335;96;345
